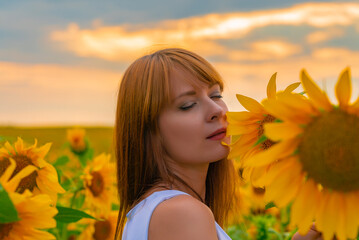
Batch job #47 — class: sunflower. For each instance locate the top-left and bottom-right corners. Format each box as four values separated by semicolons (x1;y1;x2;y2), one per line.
67;128;87;154
82;153;115;214
78;211;117;240
0;137;65;202
227;167;249;225
244;67;359;240
0;158;58;240
227;73;300;186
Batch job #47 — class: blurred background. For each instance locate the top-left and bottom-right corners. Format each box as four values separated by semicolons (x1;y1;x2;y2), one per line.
2;2;359;239
1;0;359;126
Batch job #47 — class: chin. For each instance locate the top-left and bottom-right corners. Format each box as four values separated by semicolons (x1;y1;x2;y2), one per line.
213;145;230;161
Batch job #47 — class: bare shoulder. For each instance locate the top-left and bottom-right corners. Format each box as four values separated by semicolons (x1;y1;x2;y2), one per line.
148;194;218;240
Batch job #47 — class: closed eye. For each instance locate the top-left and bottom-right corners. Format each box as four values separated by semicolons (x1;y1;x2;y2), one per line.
179;102;197;110
211;95;223;100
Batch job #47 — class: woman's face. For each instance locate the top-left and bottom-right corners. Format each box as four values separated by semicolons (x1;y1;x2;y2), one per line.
158;67;229;167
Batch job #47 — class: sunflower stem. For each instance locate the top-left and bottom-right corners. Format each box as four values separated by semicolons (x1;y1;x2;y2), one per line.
61;223;67;240
268;228;283;240
70;187;84;208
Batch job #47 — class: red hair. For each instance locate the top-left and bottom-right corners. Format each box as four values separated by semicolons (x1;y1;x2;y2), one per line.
114;48;237;238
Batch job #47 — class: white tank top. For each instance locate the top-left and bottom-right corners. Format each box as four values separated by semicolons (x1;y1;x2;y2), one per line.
122;189;232;240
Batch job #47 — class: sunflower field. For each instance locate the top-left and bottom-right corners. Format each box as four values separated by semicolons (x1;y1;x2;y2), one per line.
0;127;294;240
1;68;359;240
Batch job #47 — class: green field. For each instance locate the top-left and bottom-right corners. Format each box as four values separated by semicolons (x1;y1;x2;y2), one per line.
0;126;115;163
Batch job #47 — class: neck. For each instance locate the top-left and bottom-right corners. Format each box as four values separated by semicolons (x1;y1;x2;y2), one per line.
169;162;209;202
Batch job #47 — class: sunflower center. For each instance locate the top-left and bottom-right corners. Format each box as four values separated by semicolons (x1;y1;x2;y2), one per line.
252;186;265;196
0;155;38;193
0;223;13;238
68;235;77;240
93;220;111;240
299;109;359;192
70;136;86;153
89;171;104;197
258;114;276;149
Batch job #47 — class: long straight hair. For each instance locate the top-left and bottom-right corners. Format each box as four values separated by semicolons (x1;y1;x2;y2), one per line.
114;48;237;238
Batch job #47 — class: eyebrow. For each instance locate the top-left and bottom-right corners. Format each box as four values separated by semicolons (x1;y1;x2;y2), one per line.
174;90;196;100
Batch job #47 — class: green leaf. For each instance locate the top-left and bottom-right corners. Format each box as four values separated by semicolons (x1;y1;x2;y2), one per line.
268;228;284;240
53;155;70;167
112;203;119;211
55;206;96;223
265;202;276;210
0;183;20;223
56;169;63;184
78;147;94;167
60;178;72;191
72;193;85;209
254;135;267;147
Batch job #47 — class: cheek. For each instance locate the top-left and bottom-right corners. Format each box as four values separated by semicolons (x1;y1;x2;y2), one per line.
159;114;201;160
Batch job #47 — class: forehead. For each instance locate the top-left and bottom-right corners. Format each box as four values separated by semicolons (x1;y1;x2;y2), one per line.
168;67;214;93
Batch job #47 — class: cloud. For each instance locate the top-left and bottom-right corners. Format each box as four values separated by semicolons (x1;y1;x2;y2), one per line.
0;62;122;126
2;46;359;125
228;40;302;61
0;62;121;92
306;28;345;44
51;2;359;62
217;47;359;111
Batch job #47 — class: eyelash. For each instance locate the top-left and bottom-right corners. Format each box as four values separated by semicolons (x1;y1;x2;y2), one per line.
211;94;223;100
179;94;223;111
180;103;196;110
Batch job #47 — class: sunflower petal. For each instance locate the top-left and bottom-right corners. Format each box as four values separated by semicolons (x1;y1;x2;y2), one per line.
267;73;277;100
345;192;359;239
316;191;337;240
7;164;38;192
35;142;52;159
300;69;332;111
335;67;351;108
0;148;9;156
284;82;301;93
264;158;302;207
255;157;295;186
0;158;17;183
277;92;318;115
228;135;258;159
27;138;38;150
4;141;16;155
262;98;313;124
236;94;265;113
352;96;359;108
291;179;320;235
37;164;65;193
250;165;268;187
264;122;303;141
227;123;259;136
244;138;299;167
335;193;346;240
226;111;263;123
14;137;24;154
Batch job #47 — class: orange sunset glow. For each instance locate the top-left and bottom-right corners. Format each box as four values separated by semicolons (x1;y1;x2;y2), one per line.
1;1;359;125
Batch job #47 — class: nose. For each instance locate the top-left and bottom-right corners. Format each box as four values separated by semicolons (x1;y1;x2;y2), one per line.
207;101;227;122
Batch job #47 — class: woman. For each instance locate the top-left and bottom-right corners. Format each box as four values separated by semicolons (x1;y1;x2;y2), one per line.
114;48;237;239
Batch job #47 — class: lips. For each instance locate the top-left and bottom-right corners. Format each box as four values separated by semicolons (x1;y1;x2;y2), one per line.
207;128;227;140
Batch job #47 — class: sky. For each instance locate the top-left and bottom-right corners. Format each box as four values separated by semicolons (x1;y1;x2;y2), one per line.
1;0;359;126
